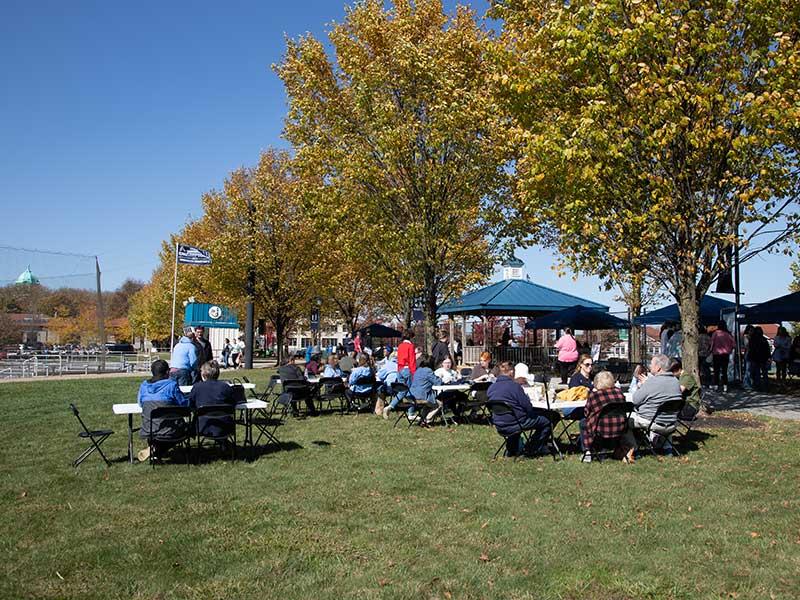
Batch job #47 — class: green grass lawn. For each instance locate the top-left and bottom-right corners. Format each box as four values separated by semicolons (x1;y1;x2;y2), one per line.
2;370;799;599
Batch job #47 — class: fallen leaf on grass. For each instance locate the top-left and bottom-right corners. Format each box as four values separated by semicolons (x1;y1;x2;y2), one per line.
377;578;390;587
444;592;452;599
481;522;489;529
694;524;704;529
750;532;761;538
102;471;109;481
479;553;490;562
56;571;64;581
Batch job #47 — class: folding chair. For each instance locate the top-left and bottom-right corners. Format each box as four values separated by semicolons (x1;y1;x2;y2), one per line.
348;373;377;413
282;379;315;416
318;376;348;414
241;376;259;399
553;405;584;449
462;380;492;426
485;400;548;461
145;405;192;468
387;382;416;428
582;401;633;462
254;392;292;448
634;399;684;456
69;404;114;467
195;404;237;462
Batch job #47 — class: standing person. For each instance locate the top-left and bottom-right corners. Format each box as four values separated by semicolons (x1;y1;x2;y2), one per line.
431;330;451;368
354;331;363;354
193;326;214;369
555;328;579;385
742;324;754;388
772;326;791;382
747;326;771;391
453;336;463;366
660;323;674;354
697;325;712;384
221;338;232;369
710;321;735;392
230;336;245;369
664;326;683;358
169;326;199;387
500;325;511;347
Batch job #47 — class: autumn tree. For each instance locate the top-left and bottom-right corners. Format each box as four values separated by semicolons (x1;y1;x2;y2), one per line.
494;0;800;379
277;0;522;349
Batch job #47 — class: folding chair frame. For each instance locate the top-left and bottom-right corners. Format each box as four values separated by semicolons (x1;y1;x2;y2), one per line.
195;404;237;463
635;399;685;457
581;401;634;462
147;406;192;468
70;403;114;468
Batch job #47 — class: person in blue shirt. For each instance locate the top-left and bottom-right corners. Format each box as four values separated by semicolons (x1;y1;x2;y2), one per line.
487;361;552;457
377;351;399;418
170;326;199;386
346;354;375;410
408;354;443;425
323;355;343;378
137;359;188;461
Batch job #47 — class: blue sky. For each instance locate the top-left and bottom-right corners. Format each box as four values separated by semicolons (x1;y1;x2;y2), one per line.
0;1;794;313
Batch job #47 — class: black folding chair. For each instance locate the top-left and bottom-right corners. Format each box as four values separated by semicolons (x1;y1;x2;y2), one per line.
582;401;634;462
69;404;114;467
485;400;548;461
241;376;259;399
195;404;237;462
634;399;685;456
348;373;377;413
385;382;413;427
145;405;192;468
462;380;492;426
282;380;316;416
318;376;348;414
256;392;292;448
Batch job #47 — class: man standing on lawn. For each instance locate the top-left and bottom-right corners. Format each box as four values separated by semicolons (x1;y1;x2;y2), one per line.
193;325;214;368
170;326;199;386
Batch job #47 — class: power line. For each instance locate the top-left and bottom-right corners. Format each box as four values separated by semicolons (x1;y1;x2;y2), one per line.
0;244;95;259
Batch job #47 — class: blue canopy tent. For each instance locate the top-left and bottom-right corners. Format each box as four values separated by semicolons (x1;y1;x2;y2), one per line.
525;305;629;331
739;291;800;324
438;279;609;363
633;295;736;326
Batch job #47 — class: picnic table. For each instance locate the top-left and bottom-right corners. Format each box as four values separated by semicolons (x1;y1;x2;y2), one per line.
179;381;256;394
112;399;268;464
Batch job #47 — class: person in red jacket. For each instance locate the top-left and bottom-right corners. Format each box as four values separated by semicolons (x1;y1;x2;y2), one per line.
385;329;416;415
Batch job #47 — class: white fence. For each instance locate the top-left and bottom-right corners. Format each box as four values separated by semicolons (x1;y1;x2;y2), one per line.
0;352;155;379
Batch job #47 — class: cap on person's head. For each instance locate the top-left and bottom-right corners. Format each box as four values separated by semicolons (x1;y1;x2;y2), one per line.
183;326;195;336
514;363;530;380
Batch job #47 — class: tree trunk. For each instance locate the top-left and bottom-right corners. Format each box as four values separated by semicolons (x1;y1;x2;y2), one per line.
275;319;286;366
423;285;438;354
675;281;701;384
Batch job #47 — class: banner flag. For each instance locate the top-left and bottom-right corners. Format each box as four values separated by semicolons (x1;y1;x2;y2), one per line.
177;244;212;265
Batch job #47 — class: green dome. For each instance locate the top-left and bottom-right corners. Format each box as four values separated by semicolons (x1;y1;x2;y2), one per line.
15;266;40;285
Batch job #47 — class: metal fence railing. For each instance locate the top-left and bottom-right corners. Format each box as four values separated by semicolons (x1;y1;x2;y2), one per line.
0;352;155;380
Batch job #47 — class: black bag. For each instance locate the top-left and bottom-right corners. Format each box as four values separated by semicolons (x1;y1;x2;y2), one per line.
679;403;699;421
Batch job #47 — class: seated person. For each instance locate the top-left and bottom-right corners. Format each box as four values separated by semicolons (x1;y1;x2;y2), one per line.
408;354;443;425
434;357;459;383
513;363;531;386
305;353;321;378
347;354;376;408
322;355;343;378
278;354;318;416
471;351;500;382
338;351;356;373
377;351;399;404
137;359;189;461
580;370;630;461
625;353;682;450
487;361;552;456
668;357;704;418
627;364;648;395
434;356;467;418
568;354;595;391
189;360;236;438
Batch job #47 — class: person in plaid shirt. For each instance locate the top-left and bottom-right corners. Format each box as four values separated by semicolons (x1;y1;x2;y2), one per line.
581;371;629;460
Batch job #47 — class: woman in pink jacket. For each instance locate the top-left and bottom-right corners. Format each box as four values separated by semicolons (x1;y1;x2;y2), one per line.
555;328;579;384
710;320;735;392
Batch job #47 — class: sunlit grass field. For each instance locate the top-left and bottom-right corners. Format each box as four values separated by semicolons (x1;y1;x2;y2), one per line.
2;370;799;599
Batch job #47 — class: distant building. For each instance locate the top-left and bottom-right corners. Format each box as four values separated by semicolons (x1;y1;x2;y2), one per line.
14;266;40;286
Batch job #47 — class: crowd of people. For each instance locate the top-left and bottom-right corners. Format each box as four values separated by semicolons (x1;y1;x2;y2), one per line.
149;317;795;465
